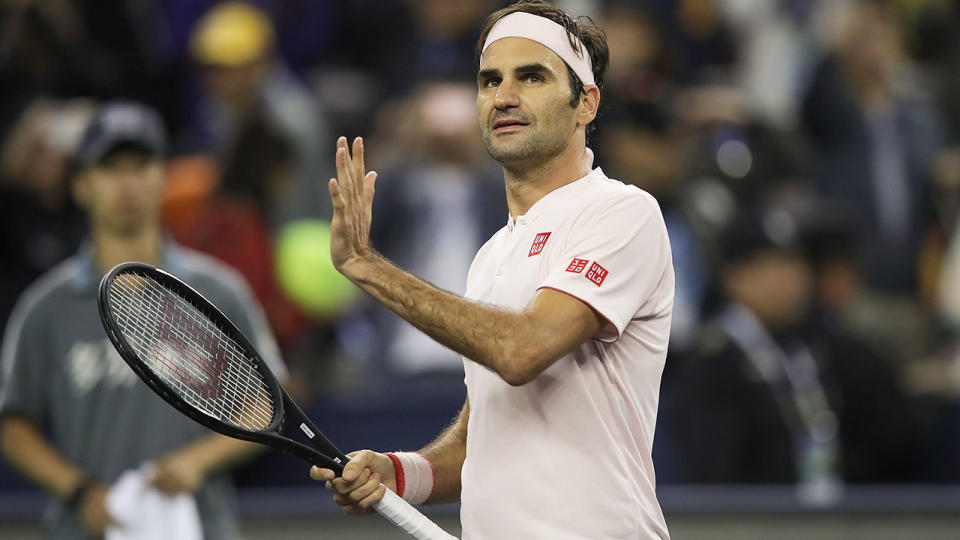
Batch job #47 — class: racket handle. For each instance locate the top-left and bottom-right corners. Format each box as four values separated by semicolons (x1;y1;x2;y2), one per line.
373;485;458;540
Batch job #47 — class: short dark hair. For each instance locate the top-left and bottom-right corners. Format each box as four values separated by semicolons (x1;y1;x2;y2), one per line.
476;0;609;109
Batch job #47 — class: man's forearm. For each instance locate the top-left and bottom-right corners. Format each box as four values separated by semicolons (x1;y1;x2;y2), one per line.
0;415;86;499
345;253;547;384
418;401;468;504
173;433;263;475
151;433;263;494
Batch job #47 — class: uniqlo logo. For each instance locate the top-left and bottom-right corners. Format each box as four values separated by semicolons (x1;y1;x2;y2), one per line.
565;258;589;273
585;262;608;286
528;232;551;257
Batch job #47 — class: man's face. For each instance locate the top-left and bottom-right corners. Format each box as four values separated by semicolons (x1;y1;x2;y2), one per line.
476;37;579;169
726;251;813;329
202;58;269;110
73;149;166;236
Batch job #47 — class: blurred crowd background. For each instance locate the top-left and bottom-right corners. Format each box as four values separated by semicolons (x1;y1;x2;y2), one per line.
3;0;960;507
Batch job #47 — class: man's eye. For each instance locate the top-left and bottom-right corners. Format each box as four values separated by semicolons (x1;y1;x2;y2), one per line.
523;74;544;83
484;78;501;88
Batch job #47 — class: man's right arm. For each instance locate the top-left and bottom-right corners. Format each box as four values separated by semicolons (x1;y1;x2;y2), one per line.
417;399;468;503
311;399;469;511
0;414;114;533
0;414;85;498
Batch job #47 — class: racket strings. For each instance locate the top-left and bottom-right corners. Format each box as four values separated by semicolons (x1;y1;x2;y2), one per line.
112;276;272;429
107;273;275;430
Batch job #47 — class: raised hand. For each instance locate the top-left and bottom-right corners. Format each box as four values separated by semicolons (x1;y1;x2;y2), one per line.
328;136;378;276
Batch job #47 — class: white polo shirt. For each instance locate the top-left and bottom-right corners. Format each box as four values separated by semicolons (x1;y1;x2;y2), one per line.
460;167;673;539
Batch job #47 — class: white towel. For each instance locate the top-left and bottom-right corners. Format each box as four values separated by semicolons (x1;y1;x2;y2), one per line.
105;465;203;540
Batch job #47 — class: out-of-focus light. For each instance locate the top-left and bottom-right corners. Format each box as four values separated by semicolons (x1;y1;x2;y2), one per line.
716;140;753;179
690;177;737;228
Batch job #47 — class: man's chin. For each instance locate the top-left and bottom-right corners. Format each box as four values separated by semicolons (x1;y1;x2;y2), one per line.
104;218;149;237
484;141;535;166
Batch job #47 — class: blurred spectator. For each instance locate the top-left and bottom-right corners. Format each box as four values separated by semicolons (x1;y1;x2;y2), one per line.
598;2;680;106
363;82;505;375
0;0;182;136
941;219;960;328
676;83;809;209
665;206;920;493
0;101;284;539
185;1;332;227
718;0;815;129
0;98;90;335
166;114;310;351
332;0;495;96
596;99;708;352
641;0;738;83
801;0;942;296
912;0;960;145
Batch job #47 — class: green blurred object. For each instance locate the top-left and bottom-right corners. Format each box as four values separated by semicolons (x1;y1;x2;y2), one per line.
275;220;357;316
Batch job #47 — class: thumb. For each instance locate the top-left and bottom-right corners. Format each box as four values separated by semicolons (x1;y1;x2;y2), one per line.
329;178;344;210
310;466;336;482
343;450;377;481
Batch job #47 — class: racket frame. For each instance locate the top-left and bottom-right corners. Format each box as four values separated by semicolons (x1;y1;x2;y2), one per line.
98;262;348;473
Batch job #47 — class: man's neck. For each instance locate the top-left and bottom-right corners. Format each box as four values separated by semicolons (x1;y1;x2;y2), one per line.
503;143;592;220
92;226;164;274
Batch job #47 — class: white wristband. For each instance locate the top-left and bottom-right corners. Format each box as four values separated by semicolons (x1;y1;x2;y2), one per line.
385;451;435;505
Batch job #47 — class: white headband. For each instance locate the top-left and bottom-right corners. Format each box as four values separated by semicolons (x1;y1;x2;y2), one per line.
481;11;595;87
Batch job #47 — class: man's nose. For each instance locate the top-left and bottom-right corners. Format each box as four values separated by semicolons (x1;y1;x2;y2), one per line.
114;168;146;189
493;79;520;110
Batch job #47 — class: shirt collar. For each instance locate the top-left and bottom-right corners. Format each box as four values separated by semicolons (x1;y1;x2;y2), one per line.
70;238;191;294
505;166;605;231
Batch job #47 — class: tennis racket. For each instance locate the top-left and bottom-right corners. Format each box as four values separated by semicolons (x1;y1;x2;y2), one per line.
97;262;457;540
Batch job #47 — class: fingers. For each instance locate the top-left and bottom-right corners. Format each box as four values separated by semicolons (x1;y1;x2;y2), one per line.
352;137;365;183
335;140;352;189
328;468;381;514
310;466;336;482
341;450;374;482
333;471;380;504
338;483;386;514
332;135;378;204
328;178;343;210
364;171;378;203
313;450;387;514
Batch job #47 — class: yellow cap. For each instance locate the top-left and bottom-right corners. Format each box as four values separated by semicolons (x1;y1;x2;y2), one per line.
190;2;275;66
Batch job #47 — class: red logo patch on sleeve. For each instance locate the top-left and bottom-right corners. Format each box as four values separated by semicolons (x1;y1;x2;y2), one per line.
528;232;551;257
585;262;609;286
565;258;589;273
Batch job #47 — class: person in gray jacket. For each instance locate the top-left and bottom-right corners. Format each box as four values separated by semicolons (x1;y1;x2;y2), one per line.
0;101;285;539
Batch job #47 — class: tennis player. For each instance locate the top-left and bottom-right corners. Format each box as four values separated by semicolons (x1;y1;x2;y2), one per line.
313;1;673;538
0;101;284;539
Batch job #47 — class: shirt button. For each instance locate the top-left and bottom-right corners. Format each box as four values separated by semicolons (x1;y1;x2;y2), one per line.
496;269;503;276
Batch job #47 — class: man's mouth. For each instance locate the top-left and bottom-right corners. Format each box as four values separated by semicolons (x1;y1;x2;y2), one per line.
492;118;529;132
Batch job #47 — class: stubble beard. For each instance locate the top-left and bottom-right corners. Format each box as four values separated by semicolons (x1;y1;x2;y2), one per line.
482;124;568;175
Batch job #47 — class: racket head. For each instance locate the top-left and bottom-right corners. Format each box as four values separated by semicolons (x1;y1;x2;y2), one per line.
98;261;285;437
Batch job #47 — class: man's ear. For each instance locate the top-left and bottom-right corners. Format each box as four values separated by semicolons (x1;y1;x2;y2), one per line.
577;86;600;127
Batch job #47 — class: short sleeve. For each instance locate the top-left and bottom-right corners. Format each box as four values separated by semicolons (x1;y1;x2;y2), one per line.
537;191;671;343
0;292;51;420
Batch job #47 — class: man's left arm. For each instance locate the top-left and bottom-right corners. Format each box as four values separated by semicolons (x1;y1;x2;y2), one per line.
329;137;659;385
151;435;261;494
349;257;604;386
